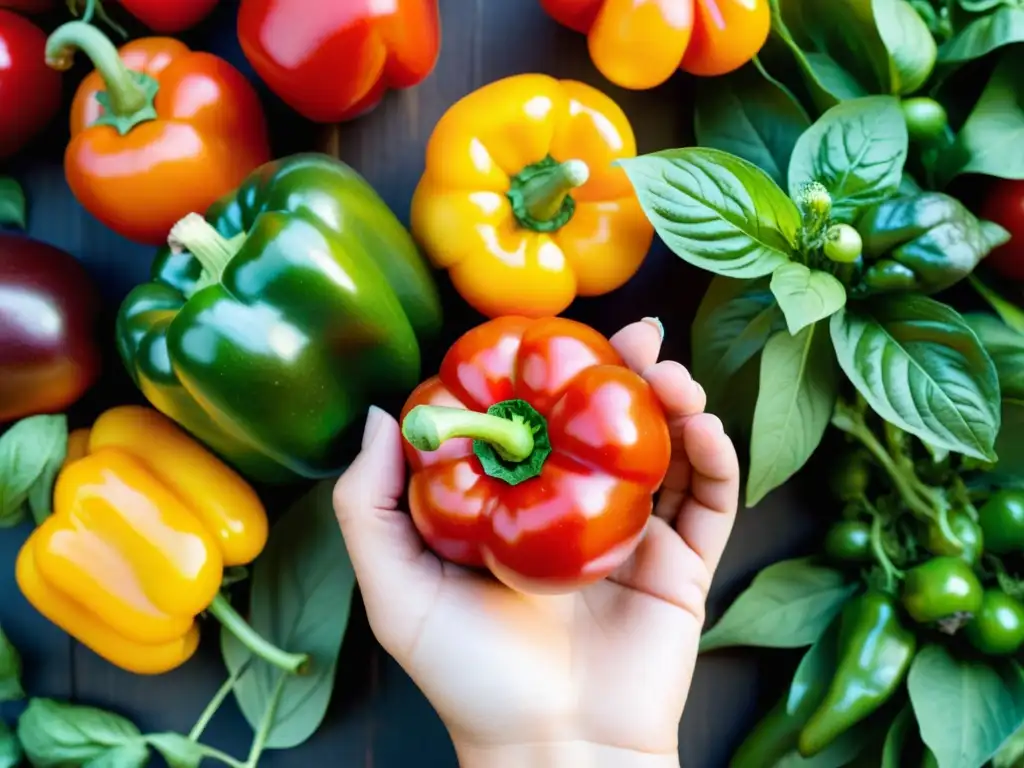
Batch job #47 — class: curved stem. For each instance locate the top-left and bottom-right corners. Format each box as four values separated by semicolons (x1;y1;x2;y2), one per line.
519;159;589;222
207;594;309;675
244;672;289;768
189;658;251;741
402;404;534;463
45;22;146;116
77;0;128;39
865;499;904;593
832;402;962;552
168;214;246;287
195;744;246;768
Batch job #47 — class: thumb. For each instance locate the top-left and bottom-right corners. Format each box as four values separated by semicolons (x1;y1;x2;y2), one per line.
334;406;437;638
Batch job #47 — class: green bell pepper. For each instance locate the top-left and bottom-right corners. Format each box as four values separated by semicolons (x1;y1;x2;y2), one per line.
116;153;443;482
854;192;1009;296
798;592;917;757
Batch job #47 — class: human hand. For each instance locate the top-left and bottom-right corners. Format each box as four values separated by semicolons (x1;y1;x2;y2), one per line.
334;319;740;767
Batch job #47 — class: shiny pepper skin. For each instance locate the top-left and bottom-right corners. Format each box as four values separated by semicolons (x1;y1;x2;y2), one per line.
411;74;654;319
539;0;770;89
400;316;671;593
48;24;270;245
798;592;917;757
902;556;984;624
16;406;268;674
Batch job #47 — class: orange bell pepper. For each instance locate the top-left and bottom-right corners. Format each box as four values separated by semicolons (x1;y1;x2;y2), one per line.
410;74;654;319
539;0;771;89
45;23;271;246
16;406;306;675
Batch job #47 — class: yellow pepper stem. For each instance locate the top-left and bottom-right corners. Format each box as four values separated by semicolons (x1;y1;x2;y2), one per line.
507;156;590;233
208;593;309;674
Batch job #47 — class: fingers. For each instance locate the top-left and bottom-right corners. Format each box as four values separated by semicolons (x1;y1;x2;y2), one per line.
608;517;710;623
609;317;663;373
643;360;707;521
333;407;439;629
674;414;740;579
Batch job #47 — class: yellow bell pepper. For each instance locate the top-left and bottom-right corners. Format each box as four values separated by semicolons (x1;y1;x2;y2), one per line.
16;406;304;675
411;73;654;319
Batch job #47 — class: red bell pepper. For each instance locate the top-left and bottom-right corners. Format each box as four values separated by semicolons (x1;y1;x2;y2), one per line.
117;0;218;32
0;10;62;160
237;0;441;123
400;316;671;593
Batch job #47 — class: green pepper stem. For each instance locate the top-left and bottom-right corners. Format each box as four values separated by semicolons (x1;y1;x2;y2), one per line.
864;499;904;593
519;159;589;222
402;404;534;463
46;22;146;116
169;213;246;286
831;401;962;552
207;593;309;675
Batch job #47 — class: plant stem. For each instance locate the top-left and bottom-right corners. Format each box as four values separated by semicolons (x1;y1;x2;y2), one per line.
45;22;146;116
195;744;247;768
402;404;534;463
207;594;309;674
519;159;589;222
831;402;962;552
190;658;252;742
864;498;904;593
168;213;246;287
244;672;289;768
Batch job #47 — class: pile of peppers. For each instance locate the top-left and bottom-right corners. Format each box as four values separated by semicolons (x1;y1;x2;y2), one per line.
730;404;1024;764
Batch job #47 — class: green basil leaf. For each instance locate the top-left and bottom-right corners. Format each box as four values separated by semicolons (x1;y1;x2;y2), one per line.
620;148;800;279
989;401;1024;483
695;62;811;189
692;277;786;409
994;721;1024;768
788;96;909;223
969;274;1024;334
881;705;914;768
830;295;1001;461
770;263;847;335
0;415;68;528
0;177;26;230
874;0;938;95
0;626;24;703
146;733;203;768
966;313;1024;400
777;0;892;94
18;699;143;768
699;557;856;652
0;721;21;768
909;646;1024;768
747;323;839;506
83;741;149;768
221;478;356;750
940;5;1024;65
938;47;1024;184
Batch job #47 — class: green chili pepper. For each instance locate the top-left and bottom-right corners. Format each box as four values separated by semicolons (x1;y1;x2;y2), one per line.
798;592;917;758
901;556;983;623
855;193;1009;296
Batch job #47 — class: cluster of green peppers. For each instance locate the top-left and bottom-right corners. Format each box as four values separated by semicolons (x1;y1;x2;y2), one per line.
731;445;1024;763
851;192;1010;297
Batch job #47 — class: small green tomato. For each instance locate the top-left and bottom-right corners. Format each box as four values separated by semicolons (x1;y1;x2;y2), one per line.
824;224;863;264
901;97;948;143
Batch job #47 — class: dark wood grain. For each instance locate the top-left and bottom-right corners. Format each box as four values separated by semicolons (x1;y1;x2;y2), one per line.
0;1;824;766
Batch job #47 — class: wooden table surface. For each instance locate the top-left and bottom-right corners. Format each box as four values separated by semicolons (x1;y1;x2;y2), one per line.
0;1;823;765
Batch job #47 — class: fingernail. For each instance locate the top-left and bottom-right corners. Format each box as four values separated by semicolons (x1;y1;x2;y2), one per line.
362;405;386;449
642;317;665;341
706;414;725;435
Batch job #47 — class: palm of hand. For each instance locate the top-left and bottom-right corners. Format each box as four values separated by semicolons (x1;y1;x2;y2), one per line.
335;320;739;756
